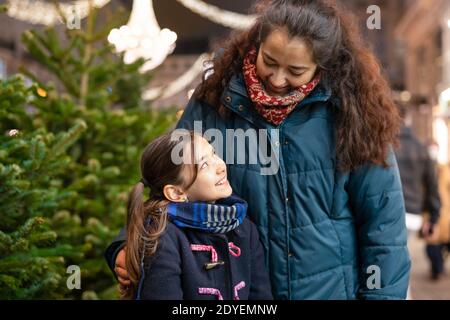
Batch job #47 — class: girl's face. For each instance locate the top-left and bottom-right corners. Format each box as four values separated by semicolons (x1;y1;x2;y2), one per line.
256;27;318;96
184;136;232;203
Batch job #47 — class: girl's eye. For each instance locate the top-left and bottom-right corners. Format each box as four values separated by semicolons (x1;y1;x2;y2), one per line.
200;162;209;170
264;60;276;67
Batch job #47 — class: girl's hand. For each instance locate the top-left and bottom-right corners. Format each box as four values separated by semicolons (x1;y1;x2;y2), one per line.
115;247;131;287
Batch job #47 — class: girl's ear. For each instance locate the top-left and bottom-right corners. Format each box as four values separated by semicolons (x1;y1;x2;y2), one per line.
163;185;188;202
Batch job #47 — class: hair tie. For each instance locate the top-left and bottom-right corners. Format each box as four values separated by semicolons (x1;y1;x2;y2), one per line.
140;177;150;188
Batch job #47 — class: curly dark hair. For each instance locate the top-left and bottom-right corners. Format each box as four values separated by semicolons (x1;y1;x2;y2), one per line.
195;0;401;172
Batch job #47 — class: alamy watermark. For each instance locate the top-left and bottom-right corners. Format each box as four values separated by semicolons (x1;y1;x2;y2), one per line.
66;8;81;30
66;265;81;290
170;123;280;176
366;265;381;290
367;5;381;30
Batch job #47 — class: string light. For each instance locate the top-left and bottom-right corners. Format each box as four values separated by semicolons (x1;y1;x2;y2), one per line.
142;53;211;100
400;91;412;102
175;0;256;30
7;129;20;137
6;0;111;26
36;87;47;98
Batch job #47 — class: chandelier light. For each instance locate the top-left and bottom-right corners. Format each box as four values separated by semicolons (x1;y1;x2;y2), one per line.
107;0;177;72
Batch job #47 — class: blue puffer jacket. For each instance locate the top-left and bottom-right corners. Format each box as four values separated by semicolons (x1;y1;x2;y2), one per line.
174;73;411;300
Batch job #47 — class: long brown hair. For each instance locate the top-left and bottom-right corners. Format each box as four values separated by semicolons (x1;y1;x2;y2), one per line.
196;0;401;172
121;130;198;299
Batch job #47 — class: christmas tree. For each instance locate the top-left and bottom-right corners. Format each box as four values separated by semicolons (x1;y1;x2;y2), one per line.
1;3;177;299
0;76;87;299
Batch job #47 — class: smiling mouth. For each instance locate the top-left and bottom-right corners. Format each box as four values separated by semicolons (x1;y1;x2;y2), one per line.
215;176;228;186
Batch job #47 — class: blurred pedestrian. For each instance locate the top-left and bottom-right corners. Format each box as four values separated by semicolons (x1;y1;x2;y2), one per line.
425;141;450;280
395;106;442;280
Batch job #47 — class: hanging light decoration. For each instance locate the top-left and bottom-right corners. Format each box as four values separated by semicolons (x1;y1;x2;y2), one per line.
108;0;177;72
175;0;256;30
6;0;111;26
142;53;211;101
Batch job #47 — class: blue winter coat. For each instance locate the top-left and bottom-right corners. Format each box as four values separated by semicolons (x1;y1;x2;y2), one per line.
174;73;411;300
137;218;273;300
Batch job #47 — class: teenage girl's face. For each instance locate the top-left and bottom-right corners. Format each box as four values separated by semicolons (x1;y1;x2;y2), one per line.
184;136;232;203
256;27;318;96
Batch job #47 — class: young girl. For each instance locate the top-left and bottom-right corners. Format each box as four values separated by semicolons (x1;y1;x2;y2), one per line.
121;130;273;300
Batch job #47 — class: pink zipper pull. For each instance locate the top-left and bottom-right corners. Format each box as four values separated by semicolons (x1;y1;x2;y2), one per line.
228;242;241;257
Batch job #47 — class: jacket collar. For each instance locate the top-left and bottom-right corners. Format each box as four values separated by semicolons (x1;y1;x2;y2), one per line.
221;72;334;127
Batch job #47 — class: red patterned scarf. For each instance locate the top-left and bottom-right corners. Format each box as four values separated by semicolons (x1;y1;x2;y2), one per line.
242;48;321;126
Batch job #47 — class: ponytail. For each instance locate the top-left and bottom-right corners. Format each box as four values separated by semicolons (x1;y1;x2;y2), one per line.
121;130;199;299
120;182;169;299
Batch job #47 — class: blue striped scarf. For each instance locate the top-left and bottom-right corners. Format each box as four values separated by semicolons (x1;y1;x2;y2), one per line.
166;194;247;234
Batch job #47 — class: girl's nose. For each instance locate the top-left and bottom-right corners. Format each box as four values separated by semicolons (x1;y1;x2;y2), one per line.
216;158;226;174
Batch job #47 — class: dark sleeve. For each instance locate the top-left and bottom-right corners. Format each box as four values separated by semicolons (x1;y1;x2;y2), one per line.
248;222;273;300
139;228;184;300
422;151;441;224
104;227;126;276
